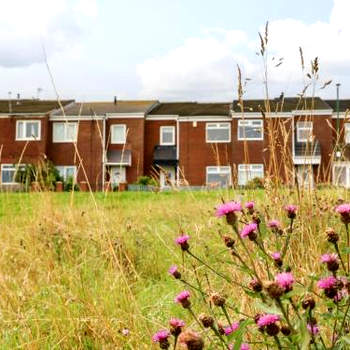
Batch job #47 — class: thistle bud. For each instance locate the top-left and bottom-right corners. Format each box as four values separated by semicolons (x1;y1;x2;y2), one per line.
326;228;339;244
199;314;214;328
211;293;226;307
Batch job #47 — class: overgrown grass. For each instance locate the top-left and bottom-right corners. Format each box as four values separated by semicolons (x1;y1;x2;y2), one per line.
0;188;349;349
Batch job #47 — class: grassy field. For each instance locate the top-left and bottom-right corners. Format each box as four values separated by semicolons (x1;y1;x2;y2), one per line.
0;187;349;349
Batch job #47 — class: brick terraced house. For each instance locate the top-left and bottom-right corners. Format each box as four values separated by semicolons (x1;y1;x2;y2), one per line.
0;96;349;190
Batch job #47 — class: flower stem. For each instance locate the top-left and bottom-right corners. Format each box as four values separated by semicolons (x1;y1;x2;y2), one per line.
338;297;350;339
187;250;246;289
334;243;347;275
210;325;230;349
346;223;349;274
282;218;294;259
221;305;232;327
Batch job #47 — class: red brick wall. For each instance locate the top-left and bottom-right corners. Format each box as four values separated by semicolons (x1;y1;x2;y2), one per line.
0;116;49;164
106;118;144;184
144;120;177;178
47;120;103;190
294;115;333;182
179;121;232;186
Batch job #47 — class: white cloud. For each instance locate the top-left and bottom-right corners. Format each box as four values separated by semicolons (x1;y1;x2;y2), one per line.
0;0;97;68
138;0;350;101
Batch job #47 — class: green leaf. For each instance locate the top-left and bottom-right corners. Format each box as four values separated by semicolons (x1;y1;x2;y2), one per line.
255;301;283;316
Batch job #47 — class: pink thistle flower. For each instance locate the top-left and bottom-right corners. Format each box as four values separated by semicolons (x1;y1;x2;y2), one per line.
152;329;170;343
224;322;240;336
216;201;242;217
275;272;294;291
321;254;338;263
271;252;281;260
257;314;280;327
284;205;297;219
267;220;281;229
307;323;319;336
175;235;190;250
240;344;250;350
240;222;258;240
175;290;191;308
168;265;181;279
169;318;185;328
245;201;254;209
317;276;337;289
335;203;350;215
169;318;185;336
335;204;350;223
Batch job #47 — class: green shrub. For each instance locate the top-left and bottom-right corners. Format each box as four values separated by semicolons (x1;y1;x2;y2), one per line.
136;176;157;186
245;177;264;189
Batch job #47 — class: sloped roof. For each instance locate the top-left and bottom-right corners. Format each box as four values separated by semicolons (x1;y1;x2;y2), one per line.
54;100;158;116
232;97;331;113
324;99;350;112
149;102;231;116
0;99;74;114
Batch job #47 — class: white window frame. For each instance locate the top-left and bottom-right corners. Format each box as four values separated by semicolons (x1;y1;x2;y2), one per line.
1;164;26;184
206;123;231;143
206;166;232;186
296;121;313;142
111;124;127;144
52;122;78;143
345;124;350;144
16;120;41;141
237;164;264;186
56;166;77;181
237;120;263;141
160;126;175;145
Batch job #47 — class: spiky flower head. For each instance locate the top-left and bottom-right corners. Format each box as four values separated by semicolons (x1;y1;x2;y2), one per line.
175;290;191;308
240;222;258;240
224;322;240;336
336;203;350;223
284;204;297;219
275;272;294;292
175;235;190;251
168;265;181;279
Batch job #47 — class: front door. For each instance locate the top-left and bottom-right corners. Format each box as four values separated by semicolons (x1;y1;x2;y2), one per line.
159;166;176;188
296;165;314;188
111;166;126;185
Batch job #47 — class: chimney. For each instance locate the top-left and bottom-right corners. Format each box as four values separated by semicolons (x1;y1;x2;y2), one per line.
8;91;12;113
114;96;117;105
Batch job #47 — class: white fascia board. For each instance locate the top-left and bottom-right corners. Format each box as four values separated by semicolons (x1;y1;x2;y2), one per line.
106;113;145;118
146;115;178;120
292;109;333;116
50;115;104;121
231;112;291;118
332;113;350;119
179;115;232;122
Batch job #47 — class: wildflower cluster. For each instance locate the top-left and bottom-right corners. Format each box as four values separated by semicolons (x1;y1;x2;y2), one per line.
151;199;350;349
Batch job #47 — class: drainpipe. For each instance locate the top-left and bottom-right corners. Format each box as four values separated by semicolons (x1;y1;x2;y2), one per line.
336;83;341;145
102;114;106;191
176;117;180;185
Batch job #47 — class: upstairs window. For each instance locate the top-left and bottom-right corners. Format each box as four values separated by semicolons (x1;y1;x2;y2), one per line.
111;124;127;144
296;121;313;142
206;166;231;187
160;126;175;145
238;120;263;140
238;164;264;186
16;120;41;141
53;122;78;142
345;124;350;144
206;123;231;142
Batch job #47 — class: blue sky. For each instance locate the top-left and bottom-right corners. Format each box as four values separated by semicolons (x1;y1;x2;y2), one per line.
0;0;345;101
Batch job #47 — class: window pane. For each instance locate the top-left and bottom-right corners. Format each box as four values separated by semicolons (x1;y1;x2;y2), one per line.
161;127;174;144
2;168;15;183
17;122;23;138
65;167;76;178
207;128;229;141
67;124;77;141
334;166;347;186
112;125;125;143
238;165;264;185
26;122;39;138
54;123;65;141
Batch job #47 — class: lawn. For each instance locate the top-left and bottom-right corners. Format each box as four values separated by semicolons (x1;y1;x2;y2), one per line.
0;187;349;349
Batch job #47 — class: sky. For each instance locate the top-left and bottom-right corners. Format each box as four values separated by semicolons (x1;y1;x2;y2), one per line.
0;0;347;102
